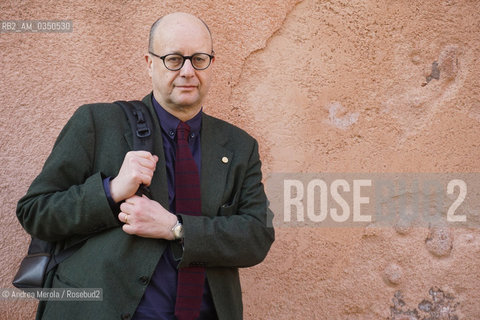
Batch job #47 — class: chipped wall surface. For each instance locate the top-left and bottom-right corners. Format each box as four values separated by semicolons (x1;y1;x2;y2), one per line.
1;1;479;319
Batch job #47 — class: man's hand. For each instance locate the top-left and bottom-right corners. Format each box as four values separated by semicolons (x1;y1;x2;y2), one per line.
110;151;159;203
118;195;178;239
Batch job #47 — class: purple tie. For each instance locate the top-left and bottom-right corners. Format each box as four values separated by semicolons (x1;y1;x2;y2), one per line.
174;121;205;320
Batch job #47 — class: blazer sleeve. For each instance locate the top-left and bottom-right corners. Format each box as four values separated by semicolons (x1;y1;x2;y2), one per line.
178;138;275;269
16;105;121;242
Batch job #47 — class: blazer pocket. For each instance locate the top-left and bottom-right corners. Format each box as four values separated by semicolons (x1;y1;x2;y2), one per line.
53;271;82;288
218;192;239;217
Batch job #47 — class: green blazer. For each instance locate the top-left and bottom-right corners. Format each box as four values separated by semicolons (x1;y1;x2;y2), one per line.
17;93;275;320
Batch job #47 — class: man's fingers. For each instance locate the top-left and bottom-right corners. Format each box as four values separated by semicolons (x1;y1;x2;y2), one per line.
127;170;152;187
122;223;135;235
127;156;156;173
136;156;157;170
128;150;155;159
118;196;176;239
127;151;158;165
111;152;158;203
126;164;155;187
118;212;128;223
124;195;141;204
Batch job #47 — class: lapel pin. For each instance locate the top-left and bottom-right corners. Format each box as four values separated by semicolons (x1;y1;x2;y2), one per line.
222;156;229;163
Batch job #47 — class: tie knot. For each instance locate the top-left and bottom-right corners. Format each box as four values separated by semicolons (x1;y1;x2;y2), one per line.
176;121;191;141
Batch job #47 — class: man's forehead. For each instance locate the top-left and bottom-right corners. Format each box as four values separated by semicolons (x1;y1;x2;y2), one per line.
152;20;212;52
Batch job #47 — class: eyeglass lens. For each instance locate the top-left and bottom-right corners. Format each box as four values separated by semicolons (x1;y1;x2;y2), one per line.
164;53;211;70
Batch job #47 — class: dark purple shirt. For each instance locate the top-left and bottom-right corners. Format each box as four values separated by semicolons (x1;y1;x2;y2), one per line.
103;96;217;319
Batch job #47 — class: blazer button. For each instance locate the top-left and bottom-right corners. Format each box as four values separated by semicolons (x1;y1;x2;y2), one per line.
139;276;149;285
121;313;131;320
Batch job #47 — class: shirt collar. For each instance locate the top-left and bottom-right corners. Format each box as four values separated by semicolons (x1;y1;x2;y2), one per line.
152;95;202;140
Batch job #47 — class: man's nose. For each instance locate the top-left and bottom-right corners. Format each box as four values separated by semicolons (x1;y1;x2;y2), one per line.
179;58;195;76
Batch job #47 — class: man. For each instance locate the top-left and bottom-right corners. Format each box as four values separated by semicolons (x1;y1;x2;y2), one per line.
17;12;274;320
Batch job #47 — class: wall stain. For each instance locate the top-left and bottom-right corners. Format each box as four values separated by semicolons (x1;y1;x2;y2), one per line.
422;61;440;87
326;101;359;130
390;287;459;320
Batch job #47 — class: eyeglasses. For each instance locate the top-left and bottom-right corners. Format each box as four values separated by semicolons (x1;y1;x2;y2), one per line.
149;51;214;71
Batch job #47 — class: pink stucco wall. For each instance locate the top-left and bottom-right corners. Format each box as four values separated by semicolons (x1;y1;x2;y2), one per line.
1;1;480;319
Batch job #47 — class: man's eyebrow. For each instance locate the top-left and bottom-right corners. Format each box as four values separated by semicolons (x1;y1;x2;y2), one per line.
157;50;182;55
164;50;210;56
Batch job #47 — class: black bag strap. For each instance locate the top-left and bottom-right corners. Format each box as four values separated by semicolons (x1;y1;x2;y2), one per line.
114;100;155;198
114;100;154;152
46;240;85;274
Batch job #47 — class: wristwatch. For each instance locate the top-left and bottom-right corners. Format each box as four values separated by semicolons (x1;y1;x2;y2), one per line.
171;217;184;241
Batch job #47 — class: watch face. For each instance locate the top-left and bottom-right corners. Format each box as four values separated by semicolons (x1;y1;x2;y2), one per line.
174;224;184;239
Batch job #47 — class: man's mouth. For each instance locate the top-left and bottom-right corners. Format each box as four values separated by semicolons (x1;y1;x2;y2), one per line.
175;84;197;89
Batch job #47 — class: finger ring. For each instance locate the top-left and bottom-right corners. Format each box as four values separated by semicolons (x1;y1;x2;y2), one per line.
124;214;129;224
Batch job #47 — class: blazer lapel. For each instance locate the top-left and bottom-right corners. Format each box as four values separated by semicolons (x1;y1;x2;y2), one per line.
200;114;233;218
120;94;168;208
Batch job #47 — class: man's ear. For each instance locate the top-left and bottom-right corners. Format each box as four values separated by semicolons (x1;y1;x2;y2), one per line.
145;54;153;76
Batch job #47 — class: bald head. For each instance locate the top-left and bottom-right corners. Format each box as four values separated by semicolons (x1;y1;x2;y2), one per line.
148;12;213;53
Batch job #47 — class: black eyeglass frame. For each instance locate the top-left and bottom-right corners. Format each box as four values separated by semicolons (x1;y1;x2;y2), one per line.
149;51;215;71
